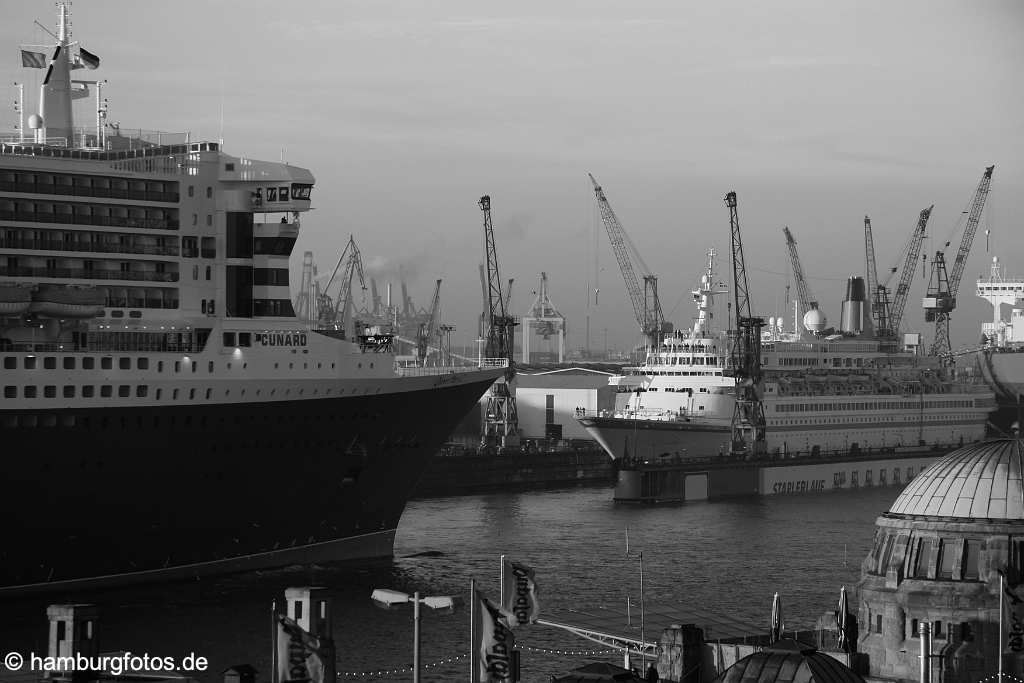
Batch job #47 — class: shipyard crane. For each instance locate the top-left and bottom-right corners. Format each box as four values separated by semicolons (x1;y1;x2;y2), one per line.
479;195;519;450
321;235;367;337
588;173;667;348
782;227;820;330
882;205;933;339
724;191;766;455
416;279;442;364
924;166;995;357
863;216;888;337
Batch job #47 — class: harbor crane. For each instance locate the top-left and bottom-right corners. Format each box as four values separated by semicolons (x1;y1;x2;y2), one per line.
588;173;668;348
782;226;819;328
863;216;888;337
415;279;442;364
321;235;367;336
724;191;766;455
479;195;519;450
522;272;566;363
923;165;995;357
873;206;933;339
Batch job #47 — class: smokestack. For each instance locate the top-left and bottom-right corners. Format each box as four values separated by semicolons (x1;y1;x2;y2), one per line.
841;276;867;334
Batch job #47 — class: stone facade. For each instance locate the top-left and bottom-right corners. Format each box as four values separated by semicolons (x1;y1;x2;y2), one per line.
856;439;1024;681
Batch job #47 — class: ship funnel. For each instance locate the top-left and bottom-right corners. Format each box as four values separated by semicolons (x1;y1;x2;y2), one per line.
840;276;867;334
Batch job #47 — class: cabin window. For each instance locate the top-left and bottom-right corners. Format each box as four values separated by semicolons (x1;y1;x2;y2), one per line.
24;386;37;398
118;385;130;398
44;357;56;369
137;358;149;370
136;385;148;398
188;185;194;197
2;357;14;369
82;386;94;398
3;386;15;398
44;385;56;398
100;385;112;397
63;357;75;370
119;358;131;370
101;357;112;370
63;385;74;398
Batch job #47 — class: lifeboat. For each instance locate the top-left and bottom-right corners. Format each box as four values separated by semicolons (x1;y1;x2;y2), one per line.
29;284;105;318
0;284;32;315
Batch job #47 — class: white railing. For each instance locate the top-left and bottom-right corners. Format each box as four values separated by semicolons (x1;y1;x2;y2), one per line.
479;357;510;368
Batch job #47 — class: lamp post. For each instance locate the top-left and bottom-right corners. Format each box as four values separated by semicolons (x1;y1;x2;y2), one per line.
370;588;454;683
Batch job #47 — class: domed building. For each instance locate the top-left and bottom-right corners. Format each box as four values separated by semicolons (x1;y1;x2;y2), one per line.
712;639;864;683
857;439;1024;681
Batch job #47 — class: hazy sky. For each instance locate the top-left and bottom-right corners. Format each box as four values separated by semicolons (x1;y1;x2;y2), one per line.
3;0;1022;354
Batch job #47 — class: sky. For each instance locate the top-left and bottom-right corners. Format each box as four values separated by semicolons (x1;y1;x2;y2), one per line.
2;0;1022;355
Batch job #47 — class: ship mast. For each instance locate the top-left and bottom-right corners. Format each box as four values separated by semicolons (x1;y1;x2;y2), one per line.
38;2;75;145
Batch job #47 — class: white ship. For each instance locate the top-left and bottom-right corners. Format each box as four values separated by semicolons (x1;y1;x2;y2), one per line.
0;4;503;592
977;255;1024;425
579;252;994;475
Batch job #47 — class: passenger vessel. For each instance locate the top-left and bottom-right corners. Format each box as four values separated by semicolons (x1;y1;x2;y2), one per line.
0;4;502;591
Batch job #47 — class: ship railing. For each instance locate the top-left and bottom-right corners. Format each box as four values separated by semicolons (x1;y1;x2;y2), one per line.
480;357;510;368
0;266;179;283
0;237;180;257
397;364;485;377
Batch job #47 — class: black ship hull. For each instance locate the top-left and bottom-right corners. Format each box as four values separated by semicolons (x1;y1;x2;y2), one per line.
0;371;497;593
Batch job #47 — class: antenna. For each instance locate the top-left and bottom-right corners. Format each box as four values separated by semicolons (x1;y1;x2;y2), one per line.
218;84;224;146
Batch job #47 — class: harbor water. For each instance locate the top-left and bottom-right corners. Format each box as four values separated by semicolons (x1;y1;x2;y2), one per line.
0;484;898;682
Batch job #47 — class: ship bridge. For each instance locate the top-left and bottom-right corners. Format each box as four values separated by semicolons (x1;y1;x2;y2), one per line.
977;256;1024;347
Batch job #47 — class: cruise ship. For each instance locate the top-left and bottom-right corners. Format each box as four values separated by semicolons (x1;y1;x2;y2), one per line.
578;252;995;500
977;255;1024;429
0;5;503;592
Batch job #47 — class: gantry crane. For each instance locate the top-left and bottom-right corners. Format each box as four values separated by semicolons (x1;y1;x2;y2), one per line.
782;226;819;324
588;173;667;348
479;195;519;450
416;279;442;364
923;166;995;357
863;216;888;337
724;191;766;455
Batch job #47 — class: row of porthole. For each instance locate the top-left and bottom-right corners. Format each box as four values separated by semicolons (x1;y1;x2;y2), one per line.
2;383;383;401
3;356;356;373
4;409;385;430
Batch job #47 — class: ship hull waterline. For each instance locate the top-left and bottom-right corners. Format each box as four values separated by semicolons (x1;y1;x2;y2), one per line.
0;370;499;594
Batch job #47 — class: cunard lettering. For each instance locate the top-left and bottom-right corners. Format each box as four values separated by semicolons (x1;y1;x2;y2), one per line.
256;332;308;347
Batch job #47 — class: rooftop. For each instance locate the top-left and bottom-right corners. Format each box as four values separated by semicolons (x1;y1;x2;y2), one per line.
886;438;1024;520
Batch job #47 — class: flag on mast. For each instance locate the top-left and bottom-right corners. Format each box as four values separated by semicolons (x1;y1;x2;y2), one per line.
77;47;100;70
500;559;540;626
474;591;515;683
20;50;46;68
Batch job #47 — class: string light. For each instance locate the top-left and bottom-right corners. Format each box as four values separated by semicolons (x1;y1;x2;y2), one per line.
337;646;623;678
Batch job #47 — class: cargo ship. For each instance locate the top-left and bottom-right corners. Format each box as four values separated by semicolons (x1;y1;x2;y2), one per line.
0;4;503;592
578;250;995;502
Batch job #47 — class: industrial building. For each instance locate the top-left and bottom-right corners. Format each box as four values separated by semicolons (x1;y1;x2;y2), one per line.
513;366;618;441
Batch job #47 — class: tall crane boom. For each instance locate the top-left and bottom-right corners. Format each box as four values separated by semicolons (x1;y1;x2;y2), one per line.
863;216;887;337
887;205;932;336
782;226;818;316
480;195;516;365
321;236;367;336
723;191;765;455
924;165;995;357
588;173;665;346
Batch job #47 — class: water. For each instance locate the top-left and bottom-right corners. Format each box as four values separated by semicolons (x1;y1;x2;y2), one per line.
0;484;897;682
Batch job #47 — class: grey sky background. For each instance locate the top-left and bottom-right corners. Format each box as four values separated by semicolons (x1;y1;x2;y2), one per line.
3;0;1022;354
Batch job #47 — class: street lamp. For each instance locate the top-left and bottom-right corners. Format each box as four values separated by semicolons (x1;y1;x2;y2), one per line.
370;588;455;683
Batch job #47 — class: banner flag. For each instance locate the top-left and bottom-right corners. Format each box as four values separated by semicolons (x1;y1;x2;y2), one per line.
78;47;100;69
275;614;326;683
501;559;540;626
474;590;515;683
20;50;46;68
1000;566;1024;656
